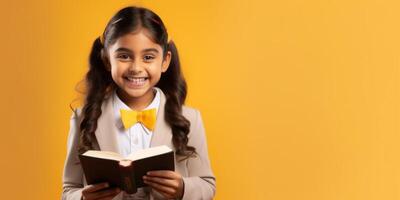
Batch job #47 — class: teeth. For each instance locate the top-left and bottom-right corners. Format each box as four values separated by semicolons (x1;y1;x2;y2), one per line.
125;77;148;86
126;77;147;81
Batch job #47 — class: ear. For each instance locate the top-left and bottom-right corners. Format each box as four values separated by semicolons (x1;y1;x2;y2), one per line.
161;51;172;73
101;49;111;71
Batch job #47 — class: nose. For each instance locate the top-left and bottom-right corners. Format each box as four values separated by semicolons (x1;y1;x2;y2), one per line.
128;59;143;73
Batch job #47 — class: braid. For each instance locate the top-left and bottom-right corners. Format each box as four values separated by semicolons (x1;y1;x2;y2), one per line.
77;37;115;154
157;41;196;161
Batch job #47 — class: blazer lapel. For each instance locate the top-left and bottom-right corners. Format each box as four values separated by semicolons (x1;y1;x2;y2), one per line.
150;88;173;148
95;96;120;153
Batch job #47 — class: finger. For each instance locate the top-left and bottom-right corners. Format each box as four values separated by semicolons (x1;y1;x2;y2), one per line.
86;187;120;200
155;189;175;199
144;179;175;195
96;192;121;200
143;176;178;188
96;194;118;200
83;182;109;193
96;195;116;200
147;170;178;179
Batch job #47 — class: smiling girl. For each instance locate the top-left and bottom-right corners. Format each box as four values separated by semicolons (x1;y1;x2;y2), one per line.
62;6;216;200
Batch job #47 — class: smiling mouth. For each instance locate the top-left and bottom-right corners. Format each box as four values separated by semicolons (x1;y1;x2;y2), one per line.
124;77;149;81
124;76;149;86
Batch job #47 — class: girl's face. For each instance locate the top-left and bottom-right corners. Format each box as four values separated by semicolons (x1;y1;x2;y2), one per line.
106;29;171;107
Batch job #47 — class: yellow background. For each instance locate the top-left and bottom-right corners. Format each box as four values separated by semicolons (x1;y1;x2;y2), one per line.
0;0;399;199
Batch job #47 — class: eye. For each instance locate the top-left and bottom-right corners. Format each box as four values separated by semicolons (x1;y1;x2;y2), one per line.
116;54;131;60
143;55;155;62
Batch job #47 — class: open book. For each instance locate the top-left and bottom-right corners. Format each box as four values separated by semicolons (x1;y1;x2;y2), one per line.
79;145;175;194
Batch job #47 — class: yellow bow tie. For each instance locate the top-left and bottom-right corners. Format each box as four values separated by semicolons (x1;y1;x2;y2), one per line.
120;108;157;131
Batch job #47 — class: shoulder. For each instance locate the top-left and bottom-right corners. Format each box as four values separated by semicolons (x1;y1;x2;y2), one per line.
70;107;82;119
181;105;206;137
69;96;110;120
182;105;201;123
69;107;84;123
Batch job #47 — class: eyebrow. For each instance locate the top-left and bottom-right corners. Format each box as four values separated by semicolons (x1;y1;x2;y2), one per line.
114;47;159;54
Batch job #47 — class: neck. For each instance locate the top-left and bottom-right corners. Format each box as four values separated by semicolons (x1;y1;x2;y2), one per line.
116;88;156;111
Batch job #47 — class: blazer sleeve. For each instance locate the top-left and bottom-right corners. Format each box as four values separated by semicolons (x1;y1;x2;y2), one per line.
62;109;84;200
181;109;216;200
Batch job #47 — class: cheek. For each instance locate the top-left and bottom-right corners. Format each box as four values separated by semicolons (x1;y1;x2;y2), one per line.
110;62;126;76
110;66;125;83
110;68;118;80
148;64;163;78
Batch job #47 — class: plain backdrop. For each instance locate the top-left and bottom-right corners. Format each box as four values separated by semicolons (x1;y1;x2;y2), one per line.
0;0;399;199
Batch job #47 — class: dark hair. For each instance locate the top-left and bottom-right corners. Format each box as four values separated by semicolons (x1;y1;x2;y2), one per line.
74;6;196;161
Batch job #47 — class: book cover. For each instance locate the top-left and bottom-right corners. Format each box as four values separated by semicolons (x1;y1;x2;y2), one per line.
78;145;175;194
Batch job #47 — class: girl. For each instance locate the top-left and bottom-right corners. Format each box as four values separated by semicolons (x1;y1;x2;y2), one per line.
62;6;216;200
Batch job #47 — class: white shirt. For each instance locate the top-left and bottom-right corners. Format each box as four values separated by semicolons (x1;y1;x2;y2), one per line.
112;87;161;157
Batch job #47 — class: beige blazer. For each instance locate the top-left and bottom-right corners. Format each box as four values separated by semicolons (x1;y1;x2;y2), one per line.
62;89;216;200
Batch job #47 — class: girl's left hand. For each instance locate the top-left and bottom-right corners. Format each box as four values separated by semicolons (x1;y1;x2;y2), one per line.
143;170;184;199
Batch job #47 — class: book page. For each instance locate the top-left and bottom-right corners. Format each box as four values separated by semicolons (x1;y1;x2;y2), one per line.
82;150;124;161
126;145;172;161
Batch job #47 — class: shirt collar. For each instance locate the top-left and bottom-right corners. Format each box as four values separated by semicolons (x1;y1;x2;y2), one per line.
112;87;161;130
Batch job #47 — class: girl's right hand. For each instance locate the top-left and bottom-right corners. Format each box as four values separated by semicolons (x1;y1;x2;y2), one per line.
82;182;121;200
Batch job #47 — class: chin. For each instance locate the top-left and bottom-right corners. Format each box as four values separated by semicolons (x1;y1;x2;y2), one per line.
122;86;153;98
